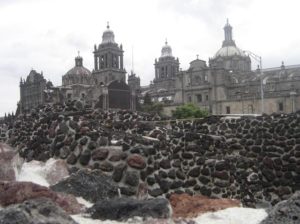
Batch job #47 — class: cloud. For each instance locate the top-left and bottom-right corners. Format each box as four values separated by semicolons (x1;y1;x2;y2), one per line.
0;0;300;116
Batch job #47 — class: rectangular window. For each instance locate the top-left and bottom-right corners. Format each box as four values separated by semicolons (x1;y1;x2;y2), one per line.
67;93;72;99
278;102;284;111
226;106;230;114
206;95;209;101
248;105;254;114
196;94;202;102
188;96;192;102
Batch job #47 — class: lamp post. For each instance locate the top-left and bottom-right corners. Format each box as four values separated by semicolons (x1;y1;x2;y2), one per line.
244;51;264;114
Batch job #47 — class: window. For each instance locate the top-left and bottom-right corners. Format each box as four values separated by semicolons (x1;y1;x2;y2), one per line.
226;106;230;114
161;67;164;78
67;93;72;99
81;93;85;99
248;105;254;114
196;94;202;102
188;95;192;102
206;95;209;101
204;75;208;82
278;102;284;111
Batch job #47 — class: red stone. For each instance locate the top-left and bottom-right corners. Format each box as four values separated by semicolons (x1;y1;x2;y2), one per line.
127;154;146;169
45;159;69;185
0;181;84;214
0;144;19;181
169;193;240;218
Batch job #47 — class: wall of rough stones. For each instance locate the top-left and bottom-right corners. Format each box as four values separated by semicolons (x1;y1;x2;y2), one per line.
3;102;300;207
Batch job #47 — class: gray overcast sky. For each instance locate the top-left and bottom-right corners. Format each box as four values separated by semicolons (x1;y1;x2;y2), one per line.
1;0;300;116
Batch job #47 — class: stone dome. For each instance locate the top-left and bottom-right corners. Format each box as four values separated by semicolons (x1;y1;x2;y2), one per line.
161;41;173;57
214;46;247;58
102;23;115;44
62;56;92;86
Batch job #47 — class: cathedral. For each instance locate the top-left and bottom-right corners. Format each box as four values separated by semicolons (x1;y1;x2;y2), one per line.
20;23;136;113
141;20;300;115
19;21;300;115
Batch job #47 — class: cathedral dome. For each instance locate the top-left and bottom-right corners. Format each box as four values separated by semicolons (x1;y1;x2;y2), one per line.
161;40;173;57
214;45;246;58
63;55;92;86
102;22;115;44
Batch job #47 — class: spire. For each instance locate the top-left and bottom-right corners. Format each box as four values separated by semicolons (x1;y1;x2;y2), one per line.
222;19;236;47
107;21;110;29
165;38;168;45
281;61;285;70
131;45;134;73
75;52;83;67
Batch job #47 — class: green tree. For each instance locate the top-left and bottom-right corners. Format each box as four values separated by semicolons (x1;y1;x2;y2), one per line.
143;92;152;105
172;103;209;119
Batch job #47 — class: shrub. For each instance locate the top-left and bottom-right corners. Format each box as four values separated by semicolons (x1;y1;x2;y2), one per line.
172;103;209;119
142;102;164;114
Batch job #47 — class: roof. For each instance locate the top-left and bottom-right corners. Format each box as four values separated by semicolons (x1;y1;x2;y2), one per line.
214;46;247;58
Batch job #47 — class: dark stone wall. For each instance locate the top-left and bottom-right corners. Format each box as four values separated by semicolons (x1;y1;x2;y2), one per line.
3;102;300;207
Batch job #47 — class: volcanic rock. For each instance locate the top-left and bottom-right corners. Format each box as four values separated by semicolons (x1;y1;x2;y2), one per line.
261;191;300;224
0;144;21;181
45;159;69;185
0;197;77;224
88;197;171;220
169;193;240;218
0;181;83;214
92;148;109;161
127;154;146;169
50;169;119;203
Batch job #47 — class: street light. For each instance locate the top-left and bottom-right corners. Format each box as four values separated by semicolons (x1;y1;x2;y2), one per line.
243;50;264;114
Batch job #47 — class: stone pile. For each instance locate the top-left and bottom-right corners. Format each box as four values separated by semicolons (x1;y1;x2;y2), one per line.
3;102;300;207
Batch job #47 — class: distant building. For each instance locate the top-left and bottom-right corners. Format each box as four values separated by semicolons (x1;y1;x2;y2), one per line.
19;70;47;113
20;24;136;112
19;20;300;115
143;20;300;115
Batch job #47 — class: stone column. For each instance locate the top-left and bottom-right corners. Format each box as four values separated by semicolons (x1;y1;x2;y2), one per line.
116;55;119;69
120;54;123;70
94;56;98;70
105;54;108;68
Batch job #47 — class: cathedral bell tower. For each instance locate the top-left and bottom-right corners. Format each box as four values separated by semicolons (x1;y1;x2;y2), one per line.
92;22;126;85
154;40;179;82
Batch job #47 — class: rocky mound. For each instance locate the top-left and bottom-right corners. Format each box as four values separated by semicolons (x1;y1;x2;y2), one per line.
2;102;300;207
0;181;84;214
261;191;300;224
0;197;78;224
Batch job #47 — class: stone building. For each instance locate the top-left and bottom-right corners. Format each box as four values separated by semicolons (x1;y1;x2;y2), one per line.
19;24;136;112
19;70;47;113
142;40;180;104
19;21;300;115
92;23;126;85
209;19;251;72
144;20;300;115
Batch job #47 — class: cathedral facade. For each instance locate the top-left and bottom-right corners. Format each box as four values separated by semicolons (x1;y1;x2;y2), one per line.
19;21;300;115
143;20;300;115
